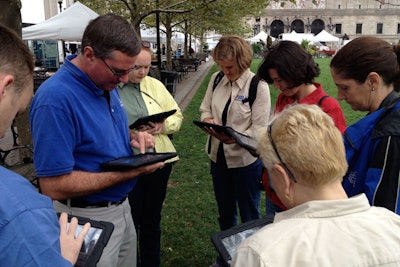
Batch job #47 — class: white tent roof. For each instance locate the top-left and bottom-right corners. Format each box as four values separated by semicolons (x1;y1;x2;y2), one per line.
22;2;98;41
248;31;268;43
279;31;315;44
314;30;339;42
140;28;166;43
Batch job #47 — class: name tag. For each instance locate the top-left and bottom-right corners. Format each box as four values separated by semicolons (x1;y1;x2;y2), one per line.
235;95;247;101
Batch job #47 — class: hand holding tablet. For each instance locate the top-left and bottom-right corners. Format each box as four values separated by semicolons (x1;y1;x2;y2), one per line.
129;110;177;130
101;152;178;171
193;120;258;153
58;213;114;267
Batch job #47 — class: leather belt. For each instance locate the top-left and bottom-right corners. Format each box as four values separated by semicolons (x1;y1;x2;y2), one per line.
58;196;127;208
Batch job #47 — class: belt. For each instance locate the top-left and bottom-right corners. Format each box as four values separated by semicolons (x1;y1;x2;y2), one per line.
58;196;127;208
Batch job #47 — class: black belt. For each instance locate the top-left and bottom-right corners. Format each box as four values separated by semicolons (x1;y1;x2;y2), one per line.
58;196;127;208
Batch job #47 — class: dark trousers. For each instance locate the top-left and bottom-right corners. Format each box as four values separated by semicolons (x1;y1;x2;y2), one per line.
210;159;262;231
129;163;173;267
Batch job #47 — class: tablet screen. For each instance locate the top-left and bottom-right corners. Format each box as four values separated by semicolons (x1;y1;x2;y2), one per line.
74;224;104;267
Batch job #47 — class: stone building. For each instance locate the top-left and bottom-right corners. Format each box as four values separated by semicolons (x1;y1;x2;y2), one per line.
249;0;400;44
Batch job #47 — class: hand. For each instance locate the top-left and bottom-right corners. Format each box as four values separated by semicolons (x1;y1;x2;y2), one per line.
201;119;235;144
59;212;90;265
130;131;155;154
211;130;236;144
138;121;164;134
127;161;165;177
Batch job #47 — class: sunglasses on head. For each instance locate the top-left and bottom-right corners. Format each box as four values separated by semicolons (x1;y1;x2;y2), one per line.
267;123;297;183
141;41;151;48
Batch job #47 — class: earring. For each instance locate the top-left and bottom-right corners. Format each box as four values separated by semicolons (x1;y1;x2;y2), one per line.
371;87;375;91
284;194;291;201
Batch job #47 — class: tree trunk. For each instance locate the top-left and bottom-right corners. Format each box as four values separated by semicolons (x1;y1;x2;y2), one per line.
0;0;33;147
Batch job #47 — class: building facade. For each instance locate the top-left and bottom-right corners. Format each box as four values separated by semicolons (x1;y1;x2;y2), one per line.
249;0;400;44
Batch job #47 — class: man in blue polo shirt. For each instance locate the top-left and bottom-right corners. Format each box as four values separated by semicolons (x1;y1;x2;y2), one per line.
29;14;163;267
0;24;89;266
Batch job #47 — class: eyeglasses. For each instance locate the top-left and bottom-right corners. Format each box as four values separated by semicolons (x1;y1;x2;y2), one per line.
267;123;297;183
141;41;151;48
100;58;135;78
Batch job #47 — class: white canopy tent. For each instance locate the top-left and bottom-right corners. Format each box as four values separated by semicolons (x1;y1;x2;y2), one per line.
278;31;315;44
314;30;339;42
247;31;275;43
22;1;99;41
140;28;166;43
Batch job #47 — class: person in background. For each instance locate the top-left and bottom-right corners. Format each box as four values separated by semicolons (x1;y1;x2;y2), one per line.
199;35;270;267
232;104;400;267
29;14;163;267
257;40;346;214
0;23;89;266
118;41;183;267
330;36;400;214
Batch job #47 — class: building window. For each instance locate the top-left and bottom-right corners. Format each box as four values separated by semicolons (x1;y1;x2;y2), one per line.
338;4;340;9
356;23;362;34
335;24;342;34
377;23;383;34
397;23;400;34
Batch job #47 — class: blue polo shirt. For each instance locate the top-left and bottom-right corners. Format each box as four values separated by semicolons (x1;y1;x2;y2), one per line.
30;55;136;203
0;167;71;266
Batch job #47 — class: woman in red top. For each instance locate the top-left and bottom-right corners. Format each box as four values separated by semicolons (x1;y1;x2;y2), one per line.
257;40;347;213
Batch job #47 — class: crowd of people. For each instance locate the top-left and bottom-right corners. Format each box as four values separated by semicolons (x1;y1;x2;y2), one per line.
2;11;400;267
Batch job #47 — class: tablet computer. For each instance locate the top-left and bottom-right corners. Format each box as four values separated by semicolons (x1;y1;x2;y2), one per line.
193;120;232;135
100;152;178;171
225;128;258;152
129;109;177;130
59;214;114;267
211;214;274;266
193;120;258;152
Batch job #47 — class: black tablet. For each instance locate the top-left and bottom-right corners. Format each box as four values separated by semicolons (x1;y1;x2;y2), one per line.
211;215;274;266
100;152;178;171
225;128;258;152
193;120;258;152
192;120;231;135
129;109;177;130
59;214;114;267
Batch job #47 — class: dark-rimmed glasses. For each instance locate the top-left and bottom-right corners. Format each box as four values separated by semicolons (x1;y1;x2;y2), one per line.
101;58;135;78
267;123;297;183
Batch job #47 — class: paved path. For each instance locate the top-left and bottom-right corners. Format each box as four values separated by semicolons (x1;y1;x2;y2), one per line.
173;59;214;111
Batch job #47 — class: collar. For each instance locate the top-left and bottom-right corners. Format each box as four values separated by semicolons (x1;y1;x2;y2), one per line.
274;194;370;222
63;55;105;97
219;69;252;90
378;91;400;110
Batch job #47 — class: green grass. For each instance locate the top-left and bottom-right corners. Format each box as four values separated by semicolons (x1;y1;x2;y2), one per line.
160;58;365;266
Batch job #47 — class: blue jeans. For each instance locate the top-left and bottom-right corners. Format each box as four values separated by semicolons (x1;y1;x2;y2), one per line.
129;163;173;267
210;159;263;231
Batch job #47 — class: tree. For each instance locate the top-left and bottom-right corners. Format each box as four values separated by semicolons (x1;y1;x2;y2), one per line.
80;0;272;65
0;0;32;148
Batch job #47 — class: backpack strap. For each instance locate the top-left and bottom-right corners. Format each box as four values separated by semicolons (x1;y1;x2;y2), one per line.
318;95;330;107
212;72;260;108
212;71;225;92
247;75;260;108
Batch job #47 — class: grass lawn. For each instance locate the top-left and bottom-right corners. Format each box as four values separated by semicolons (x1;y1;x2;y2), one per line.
160;57;365;266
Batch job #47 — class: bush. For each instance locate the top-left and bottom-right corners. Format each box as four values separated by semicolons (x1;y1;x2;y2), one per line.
251;43;263;58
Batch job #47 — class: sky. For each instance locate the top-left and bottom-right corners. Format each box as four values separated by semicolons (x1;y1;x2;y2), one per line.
21;0;45;23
